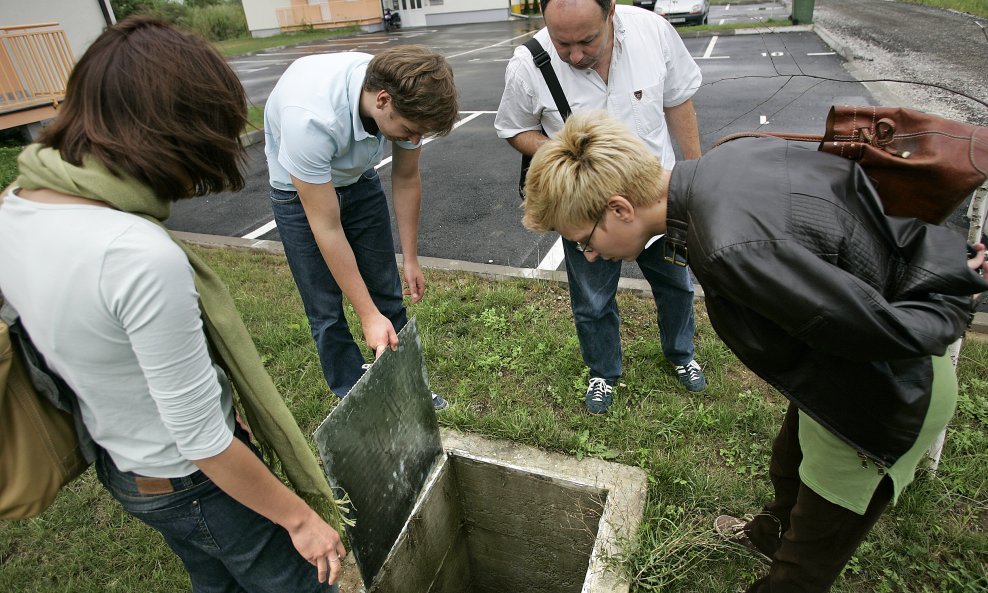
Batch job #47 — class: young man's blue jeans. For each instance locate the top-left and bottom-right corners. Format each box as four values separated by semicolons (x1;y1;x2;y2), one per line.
271;169;407;397
95;434;338;593
562;236;696;383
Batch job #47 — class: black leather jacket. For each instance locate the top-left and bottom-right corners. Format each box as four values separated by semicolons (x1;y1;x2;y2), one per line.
665;138;987;467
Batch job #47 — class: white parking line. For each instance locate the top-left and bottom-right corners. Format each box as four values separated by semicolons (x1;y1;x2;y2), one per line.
373;111;489;169
240;111;495;240
243;220;277;240
696;35;729;60
446;31;536;59
536;237;565;271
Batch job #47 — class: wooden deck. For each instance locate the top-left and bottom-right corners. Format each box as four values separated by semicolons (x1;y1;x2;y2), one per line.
0;23;74;131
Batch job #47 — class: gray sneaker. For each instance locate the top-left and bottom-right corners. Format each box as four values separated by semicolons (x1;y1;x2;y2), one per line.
674;359;707;392
431;392;448;411
584;378;613;415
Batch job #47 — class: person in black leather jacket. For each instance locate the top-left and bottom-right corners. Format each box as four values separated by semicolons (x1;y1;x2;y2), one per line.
521;112;988;593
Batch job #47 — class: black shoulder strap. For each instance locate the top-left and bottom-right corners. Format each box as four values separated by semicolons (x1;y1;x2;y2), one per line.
523;38;572;121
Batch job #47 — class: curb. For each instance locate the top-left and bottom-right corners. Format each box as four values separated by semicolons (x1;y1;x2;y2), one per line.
678;23;811;38
240;127;264;148
173;230;656;296
811;24;919;110
173;231;988;335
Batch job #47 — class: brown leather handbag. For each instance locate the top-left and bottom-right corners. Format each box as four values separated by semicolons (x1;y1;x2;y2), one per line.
714;105;988;224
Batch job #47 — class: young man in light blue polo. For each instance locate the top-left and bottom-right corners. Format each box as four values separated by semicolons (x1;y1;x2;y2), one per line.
265;45;458;409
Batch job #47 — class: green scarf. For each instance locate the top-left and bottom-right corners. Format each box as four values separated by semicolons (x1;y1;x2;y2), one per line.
16;144;344;531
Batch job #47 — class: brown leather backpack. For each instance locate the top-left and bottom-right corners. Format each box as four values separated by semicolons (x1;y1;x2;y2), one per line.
714;105;988;224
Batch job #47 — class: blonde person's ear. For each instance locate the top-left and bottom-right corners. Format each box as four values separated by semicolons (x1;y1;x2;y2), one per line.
607;195;636;223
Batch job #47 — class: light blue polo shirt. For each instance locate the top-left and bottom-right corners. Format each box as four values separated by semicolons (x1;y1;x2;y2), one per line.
264;52;417;190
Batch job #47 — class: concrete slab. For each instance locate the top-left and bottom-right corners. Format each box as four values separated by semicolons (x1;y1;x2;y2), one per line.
314;318;442;586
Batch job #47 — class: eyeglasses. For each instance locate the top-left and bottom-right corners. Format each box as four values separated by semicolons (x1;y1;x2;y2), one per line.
574;210;604;253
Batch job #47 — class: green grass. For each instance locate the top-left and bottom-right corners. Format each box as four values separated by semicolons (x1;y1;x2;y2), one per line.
678;17;791;32
901;0;988;18
0;147;19;188
1;244;984;592
213;26;361;57
247;104;264;133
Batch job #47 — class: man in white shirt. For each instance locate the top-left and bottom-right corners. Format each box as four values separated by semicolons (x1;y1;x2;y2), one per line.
495;0;706;414
266;46;458;408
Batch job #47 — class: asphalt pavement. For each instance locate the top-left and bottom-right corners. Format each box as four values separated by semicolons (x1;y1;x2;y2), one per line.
165;2;988;328
167;8;876;271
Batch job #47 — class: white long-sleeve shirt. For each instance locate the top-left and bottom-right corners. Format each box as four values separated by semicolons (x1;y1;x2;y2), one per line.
0;191;233;477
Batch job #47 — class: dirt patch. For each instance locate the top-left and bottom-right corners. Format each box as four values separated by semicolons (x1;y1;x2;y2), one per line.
336;554;365;593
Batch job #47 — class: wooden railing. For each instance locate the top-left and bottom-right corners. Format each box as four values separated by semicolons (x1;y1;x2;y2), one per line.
0;23;75;129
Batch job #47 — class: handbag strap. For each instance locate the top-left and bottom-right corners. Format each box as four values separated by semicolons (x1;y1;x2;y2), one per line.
523;38;572;121
712;130;823;149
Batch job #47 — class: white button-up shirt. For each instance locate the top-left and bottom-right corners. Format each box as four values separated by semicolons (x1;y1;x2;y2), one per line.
495;5;701;168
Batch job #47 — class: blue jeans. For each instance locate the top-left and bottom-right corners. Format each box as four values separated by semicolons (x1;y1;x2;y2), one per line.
563;236;696;382
95;434;338;593
271;170;407;396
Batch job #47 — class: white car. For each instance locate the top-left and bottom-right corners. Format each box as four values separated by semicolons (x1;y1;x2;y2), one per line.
652;0;710;26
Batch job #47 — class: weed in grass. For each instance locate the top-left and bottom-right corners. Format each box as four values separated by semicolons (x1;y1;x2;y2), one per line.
618;497;764;592
717;433;769;478
570;428;621;461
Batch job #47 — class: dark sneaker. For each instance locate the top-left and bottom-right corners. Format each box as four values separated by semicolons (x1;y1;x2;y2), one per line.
431;392;448;411
714;514;772;565
674;359;707;392
584;378;613;415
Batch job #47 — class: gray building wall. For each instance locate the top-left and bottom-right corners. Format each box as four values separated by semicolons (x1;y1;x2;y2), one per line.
425;8;510;26
0;0;113;59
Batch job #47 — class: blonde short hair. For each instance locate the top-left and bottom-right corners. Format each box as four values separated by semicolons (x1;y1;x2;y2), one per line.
522;111;663;232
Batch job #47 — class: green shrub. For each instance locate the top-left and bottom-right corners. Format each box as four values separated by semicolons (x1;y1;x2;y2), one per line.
111;0;188;22
182;3;248;41
110;1;248;42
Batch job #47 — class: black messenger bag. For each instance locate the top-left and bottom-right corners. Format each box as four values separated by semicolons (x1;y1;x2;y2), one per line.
517;38;572;199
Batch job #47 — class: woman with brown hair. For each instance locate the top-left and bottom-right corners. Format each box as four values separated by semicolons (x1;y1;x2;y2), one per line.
0;17;346;591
